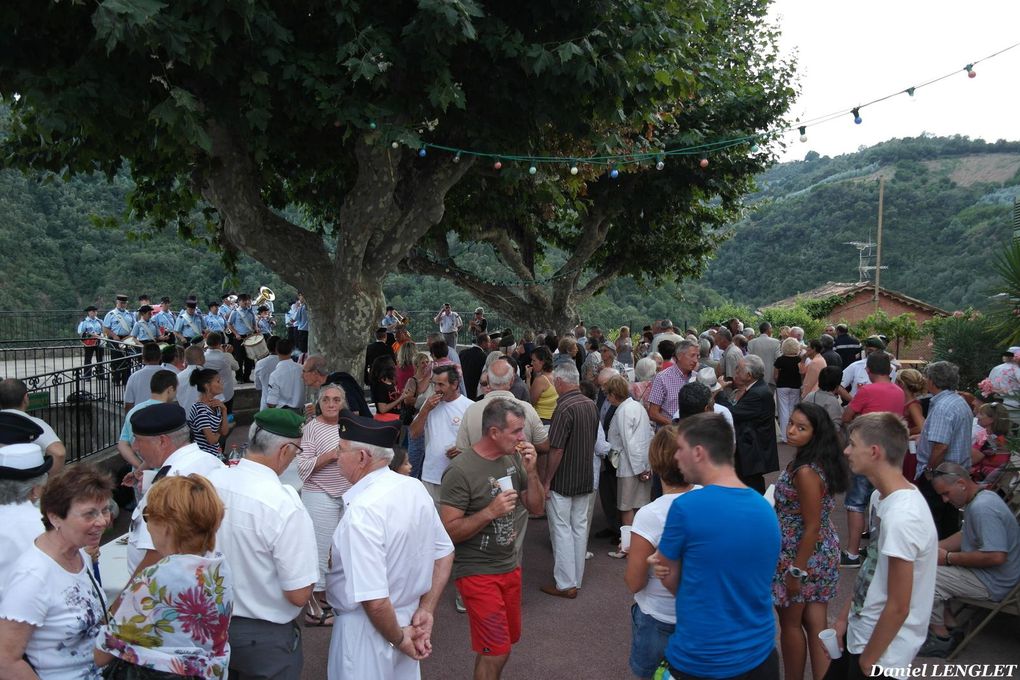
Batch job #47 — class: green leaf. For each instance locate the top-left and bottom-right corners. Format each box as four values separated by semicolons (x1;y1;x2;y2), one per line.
556;42;582;64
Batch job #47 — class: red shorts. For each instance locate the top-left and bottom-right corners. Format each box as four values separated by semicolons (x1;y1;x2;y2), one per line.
455;567;522;656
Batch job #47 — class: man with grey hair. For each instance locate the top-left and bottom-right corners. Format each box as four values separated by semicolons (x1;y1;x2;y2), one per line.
650;319;683;357
455;358;549;457
209;408;318;680
724;355;778;494
0;439;50;597
647;340;700;429
789;326;805;343
715;328;743;383
919;462;1020;657
326;416;454;678
124;403;223;579
916;361;975;538
541;362;599;598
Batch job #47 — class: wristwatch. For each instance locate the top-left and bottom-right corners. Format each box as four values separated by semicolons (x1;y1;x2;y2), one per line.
787;565;809;581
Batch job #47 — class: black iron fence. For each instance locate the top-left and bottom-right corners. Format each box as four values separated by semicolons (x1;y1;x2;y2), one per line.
3;340;142;463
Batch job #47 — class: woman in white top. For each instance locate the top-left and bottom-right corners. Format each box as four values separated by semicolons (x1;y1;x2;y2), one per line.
296;384;351;626
0;465;115;680
605;374;653;558
624;425;699;679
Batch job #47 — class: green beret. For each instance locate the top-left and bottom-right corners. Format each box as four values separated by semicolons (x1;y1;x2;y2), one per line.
254;409;305;439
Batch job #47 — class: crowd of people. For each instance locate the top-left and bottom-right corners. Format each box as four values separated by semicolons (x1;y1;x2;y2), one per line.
0;308;1018;680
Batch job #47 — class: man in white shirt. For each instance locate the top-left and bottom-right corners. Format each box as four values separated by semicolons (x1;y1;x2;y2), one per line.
0;378;66;473
649;319;683;357
411;364;473;505
123;403;224;579
256;338;290;410
454;359;549;457
202;332;238;409
175;344;206;417
208;409;318;680
326;417;454;680
266;349;305;411
838;337;897;400
834;412;937;676
123;342;165;411
433;303;463;350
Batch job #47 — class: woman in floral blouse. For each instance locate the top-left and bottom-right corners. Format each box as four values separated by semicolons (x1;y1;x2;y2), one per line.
95;475;232;680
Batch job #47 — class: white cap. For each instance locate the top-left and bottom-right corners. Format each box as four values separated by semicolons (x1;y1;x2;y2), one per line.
696;366;722;394
1009;346;1020;356
0;443;45;470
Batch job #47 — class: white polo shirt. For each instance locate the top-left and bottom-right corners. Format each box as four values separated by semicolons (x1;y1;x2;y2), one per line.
326;467;453;617
254;355;282;410
0;410;60;452
421;395;472;485
203;349;238;402
124;365;165;407
267;360;305;409
208;459;318;623
126;443;224;573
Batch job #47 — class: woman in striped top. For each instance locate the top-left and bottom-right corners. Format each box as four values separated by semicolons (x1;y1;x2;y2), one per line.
188;368;230;458
296;384;351;625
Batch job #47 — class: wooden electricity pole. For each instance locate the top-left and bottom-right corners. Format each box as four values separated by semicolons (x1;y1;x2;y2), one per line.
874;176;885;312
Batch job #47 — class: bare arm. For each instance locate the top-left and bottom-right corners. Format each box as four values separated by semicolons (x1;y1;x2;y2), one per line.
45;442;67;474
904;401;924;436
516;445;545;515
647;402;671;427
624;534;656;594
543;447;564;487
928;442;949;469
410;394;441;439
440;493;518;544
0;620;38;680
858;556;914;673
362;598;424;659
283;584;314;608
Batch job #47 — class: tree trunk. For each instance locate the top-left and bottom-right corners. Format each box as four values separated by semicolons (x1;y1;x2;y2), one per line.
305;278;383;379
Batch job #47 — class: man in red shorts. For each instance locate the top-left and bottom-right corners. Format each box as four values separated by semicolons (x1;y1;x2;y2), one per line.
440;399;545;679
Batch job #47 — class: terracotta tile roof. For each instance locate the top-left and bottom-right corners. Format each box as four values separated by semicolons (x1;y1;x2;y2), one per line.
766;281;950;316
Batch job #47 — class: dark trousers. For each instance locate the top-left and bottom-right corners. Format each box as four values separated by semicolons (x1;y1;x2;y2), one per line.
599;463;620;535
227;617;302;680
109;342;131;385
670;648;778;680
230;336;255;381
740;473;767;495
82;346;104;377
296;330;309;354
917;474;961;539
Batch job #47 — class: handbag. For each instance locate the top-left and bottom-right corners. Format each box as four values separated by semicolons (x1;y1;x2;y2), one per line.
102;658;199;680
399;378;418;426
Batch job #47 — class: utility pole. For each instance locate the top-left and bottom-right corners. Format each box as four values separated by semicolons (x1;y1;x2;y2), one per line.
874;176;885;312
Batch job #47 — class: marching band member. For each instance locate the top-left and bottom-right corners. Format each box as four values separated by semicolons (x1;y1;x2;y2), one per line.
174;299;206;345
204;300;228;336
103;294;135;386
228;294;257;383
153;296;177;337
130;305;165;343
77;305;104;377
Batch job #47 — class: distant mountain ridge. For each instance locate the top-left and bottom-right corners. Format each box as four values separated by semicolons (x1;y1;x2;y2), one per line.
699;136;1020;311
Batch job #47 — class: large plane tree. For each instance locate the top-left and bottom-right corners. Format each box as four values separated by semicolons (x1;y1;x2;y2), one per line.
1;0;794;374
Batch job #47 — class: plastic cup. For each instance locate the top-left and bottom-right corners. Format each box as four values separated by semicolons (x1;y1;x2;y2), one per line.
908;440;917;454
497;475;514;493
818;628;842;659
620;525;632;551
141;470;156;494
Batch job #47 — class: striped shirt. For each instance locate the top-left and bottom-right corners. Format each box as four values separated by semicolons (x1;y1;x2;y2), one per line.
548;390;598;496
188;401;222;457
297;417;352;497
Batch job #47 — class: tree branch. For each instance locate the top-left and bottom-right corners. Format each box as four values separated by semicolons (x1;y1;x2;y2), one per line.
404;250;536;321
201;122;331;291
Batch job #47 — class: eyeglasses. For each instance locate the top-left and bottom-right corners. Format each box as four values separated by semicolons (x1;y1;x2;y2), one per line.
74;507;113;522
286;442;304;456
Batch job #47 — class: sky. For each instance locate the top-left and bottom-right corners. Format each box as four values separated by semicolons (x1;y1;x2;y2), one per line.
768;0;1020;162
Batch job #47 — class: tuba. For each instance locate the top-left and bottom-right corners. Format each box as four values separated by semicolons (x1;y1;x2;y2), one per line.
254;286;276;307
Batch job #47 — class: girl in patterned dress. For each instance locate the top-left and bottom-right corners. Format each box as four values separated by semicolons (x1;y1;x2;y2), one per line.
773;402;849;680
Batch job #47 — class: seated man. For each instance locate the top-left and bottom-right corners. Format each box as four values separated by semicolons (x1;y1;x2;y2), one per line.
920;462;1020;657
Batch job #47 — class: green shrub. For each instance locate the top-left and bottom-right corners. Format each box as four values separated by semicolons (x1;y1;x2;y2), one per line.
927;313;1000;393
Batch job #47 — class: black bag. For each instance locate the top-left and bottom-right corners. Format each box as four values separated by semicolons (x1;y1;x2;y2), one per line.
102;658;199;680
399;378;418;426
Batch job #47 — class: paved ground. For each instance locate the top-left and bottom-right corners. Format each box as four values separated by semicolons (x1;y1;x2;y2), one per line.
104;429;1019;679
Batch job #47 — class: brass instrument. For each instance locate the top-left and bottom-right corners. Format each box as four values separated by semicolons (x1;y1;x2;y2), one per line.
254;286;276;307
393;310;408;325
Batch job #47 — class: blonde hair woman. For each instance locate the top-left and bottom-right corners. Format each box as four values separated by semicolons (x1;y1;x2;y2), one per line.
774;337;804;442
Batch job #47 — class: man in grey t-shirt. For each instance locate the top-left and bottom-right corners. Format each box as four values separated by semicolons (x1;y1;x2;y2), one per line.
920;462;1020;657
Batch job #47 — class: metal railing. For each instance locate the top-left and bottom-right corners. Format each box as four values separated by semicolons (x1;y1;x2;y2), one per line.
4;341;142;463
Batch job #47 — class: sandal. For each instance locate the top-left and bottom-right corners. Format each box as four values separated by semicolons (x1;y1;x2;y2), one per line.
607;550;629;559
305;599;334;627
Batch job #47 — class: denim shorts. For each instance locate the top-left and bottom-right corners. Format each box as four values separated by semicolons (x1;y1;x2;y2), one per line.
630;602;674;678
844;473;874;513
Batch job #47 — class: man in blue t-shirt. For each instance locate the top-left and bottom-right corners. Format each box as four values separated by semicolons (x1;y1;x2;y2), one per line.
650;412;781;680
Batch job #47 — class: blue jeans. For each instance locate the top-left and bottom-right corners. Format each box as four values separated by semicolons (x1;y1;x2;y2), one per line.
844;473;874;513
408;433;426;480
630;602;674;678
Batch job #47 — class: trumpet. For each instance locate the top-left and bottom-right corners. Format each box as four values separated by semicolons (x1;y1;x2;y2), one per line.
393;310;408;325
254;286;276;306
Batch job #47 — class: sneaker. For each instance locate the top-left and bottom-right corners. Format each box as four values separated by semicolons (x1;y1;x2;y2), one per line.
919;633;957;658
840;551;861;568
454;594;466;614
585;551;593;560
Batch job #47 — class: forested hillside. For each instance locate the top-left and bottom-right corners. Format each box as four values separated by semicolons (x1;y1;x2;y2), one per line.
701;136;1020;310
1;135;1017;329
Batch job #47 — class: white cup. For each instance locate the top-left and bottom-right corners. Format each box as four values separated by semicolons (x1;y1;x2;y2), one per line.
141;470;156;494
908;440;917;454
818;628;842;659
620;525;633;551
496;475;514;493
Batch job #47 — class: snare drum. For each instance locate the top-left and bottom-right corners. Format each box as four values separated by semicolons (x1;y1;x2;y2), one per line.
243;334;269;361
